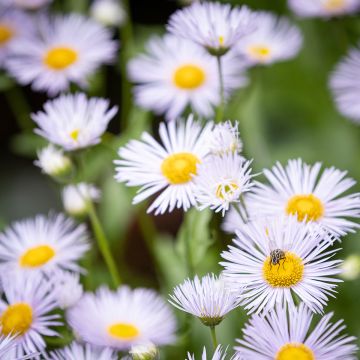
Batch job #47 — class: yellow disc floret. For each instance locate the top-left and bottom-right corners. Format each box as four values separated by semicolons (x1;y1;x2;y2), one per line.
44;47;78;70
263;252;304;287
276;343;315;360
20;245;55;268
0;24;13;45
173;64;206;89
108;323;139;340
286;194;324;222
247;45;272;62
161;152;200;184
1;303;33;336
324;0;345;11
215;181;239;200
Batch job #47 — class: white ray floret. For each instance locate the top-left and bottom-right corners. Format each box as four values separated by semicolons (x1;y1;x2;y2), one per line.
236;11;303;66
1;0;52;9
221;206;246;234
0;213;90;277
234;303;358;359
32;93;118;151
188;345;232;360
246;158;360;237
114;115;213;215
128;34;247;121
67;286;176;351
220;216;341;314
6;14;117;95
330;46;360;124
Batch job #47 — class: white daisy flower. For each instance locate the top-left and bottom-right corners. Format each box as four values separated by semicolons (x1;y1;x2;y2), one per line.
6;14;117;95
1;0;52;10
47;342;117;360
114;115;213;215
67;286;176;351
236;12;303;66
246;158;360;237
90;0;126;27
187;346;231;360
194;154;254;216
288;0;360;18
0;213;90;277
234;303;358;360
220;216;341;314
32;93;118;151
330;46;360;124
0;275;61;358
34;144;72;178
128;34;247;121
169;273;240;327
62;183;101;218
167;2;254;55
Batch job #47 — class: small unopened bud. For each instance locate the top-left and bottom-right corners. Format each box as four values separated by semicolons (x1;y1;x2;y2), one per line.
130;343;159;360
53;271;83;310
340;255;360;281
90;0;127;27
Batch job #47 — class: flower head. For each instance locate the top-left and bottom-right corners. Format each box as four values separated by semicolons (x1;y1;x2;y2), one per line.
90;0;126;27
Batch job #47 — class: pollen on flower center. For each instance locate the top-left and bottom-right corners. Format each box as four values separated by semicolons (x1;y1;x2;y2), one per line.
173;64;206;89
215;181;239;200
20;245;55;268
1;303;33;336
286;194;324;222
0;24;13;45
248;45;272;61
44;47;78;70
324;0;345;11
276;343;315;360
161;152;200;184
263;252;304;287
108;323;140;340
70;129;80;141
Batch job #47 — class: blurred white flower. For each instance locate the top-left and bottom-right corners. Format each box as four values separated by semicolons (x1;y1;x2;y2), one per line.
90;0;126;27
1;0;52;10
130;342;159;360
340;255;360;280
52;271;83;309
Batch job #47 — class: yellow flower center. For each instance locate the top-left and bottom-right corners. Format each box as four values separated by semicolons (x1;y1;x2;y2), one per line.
44;47;78;70
219;36;225;46
286;194;324;222
0;24;14;45
20;245;55;268
215;181;239;200
276;343;315;360
173;64;206;89
70;129;80;141
108;323;139;340
324;0;345;11
1;303;33;336
263;252;304;287
247;45;272;62
161;152;200;184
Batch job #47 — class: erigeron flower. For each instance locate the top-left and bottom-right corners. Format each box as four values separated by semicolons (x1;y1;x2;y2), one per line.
62;183;101;218
220;216;341;314
0;213;90;277
288;0;360;18
32;93;118;151
234;303;358;359
52;271;83;309
90;0;126;27
128;35;247;121
34;144;72;178
235;12;303;66
330;46;360;124
6;14;117;95
187;346;231;360
169;274;240;327
167;2;254;56
67;286;176;351
114;115;213;215
194;154;254;216
129;342;159;360
1;0;52;10
340;255;360;280
246;158;360;237
0;275;61;358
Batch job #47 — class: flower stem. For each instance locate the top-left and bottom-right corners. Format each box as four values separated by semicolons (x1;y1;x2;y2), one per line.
215;55;225;123
209;326;218;350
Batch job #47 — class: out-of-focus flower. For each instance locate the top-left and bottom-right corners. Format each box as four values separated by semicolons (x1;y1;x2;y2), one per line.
340;254;360;280
62;183;101;218
6;14;117;95
67;286;176;351
130;342;159;360
90;0;126;27
187;346;230;360
167;2;254;56
288;0;360;18
169;274;240;327
330;46;360;124
114;115;213;215
194;154;253;216
32;93;118;151
221;216;341;314
52;271;83;309
128;35;247;121
246;158;360;237
35;144;72;178
236;12;303;66
1;0;52;10
0;213;89;277
235;303;358;359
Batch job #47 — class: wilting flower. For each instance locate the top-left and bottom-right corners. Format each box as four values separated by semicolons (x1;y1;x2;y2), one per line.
67;286;176;350
187;346;231;360
32;93;118;151
221;216;341;314
114;115;213;215
6;14;117;95
90;0;126;27
235;303;358;359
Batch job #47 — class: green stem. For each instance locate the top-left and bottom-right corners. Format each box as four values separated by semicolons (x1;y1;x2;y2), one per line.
215;55;225;123
87;200;122;287
209;326;218;350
